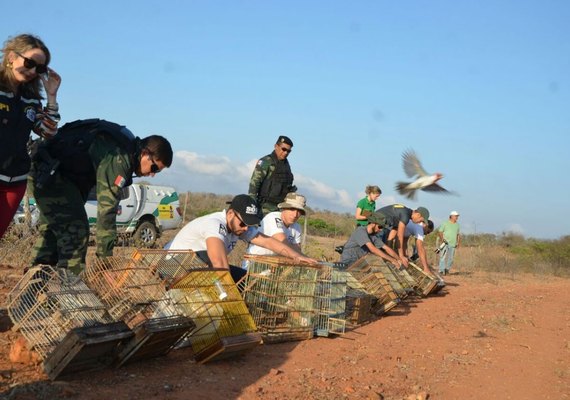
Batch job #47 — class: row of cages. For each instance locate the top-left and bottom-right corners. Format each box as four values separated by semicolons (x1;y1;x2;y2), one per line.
6;250;445;380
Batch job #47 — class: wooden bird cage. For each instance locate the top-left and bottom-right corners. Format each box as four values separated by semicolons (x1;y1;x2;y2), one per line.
345;274;375;325
6;266;130;379
83;255;194;366
406;261;438;296
347;255;401;315
168;266;261;363
313;263;347;337
131;249;209;285
241;255;320;343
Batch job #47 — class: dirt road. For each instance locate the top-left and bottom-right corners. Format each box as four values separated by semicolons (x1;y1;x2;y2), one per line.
1;269;569;400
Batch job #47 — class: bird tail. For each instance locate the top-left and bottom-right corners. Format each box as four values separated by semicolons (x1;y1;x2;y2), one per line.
395;181;417;201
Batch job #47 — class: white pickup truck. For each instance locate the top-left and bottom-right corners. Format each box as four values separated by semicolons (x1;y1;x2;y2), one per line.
15;183;182;247
85;183;182;246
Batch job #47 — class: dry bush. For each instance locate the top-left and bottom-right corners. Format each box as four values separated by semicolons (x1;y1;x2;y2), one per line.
0;224;39;269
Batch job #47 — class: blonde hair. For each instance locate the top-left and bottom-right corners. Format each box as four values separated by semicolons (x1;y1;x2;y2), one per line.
0;33;50;99
365;185;382;195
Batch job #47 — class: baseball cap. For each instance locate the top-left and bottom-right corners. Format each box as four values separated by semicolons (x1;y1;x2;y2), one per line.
278;192;306;214
276;135;293;147
227;194;262;226
368;212;387;227
450;210;460;216
416;206;430;222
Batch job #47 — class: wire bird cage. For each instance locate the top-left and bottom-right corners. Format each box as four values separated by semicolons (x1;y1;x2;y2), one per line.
313;263;348;337
131;249;209;284
345;273;375;325
6;266;130;379
241;255;320;343
406;261;438;296
168;267;261;363
430;270;447;294
83;255;194;366
347;255;401;315
357;257;411;299
386;262;419;294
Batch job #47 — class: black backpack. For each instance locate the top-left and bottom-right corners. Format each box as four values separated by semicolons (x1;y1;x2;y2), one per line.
32;119;136;196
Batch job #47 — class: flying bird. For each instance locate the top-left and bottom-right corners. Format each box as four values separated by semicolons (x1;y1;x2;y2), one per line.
395;149;455;201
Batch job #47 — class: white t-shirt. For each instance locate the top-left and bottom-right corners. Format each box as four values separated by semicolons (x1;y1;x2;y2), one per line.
404;220;425;241
168;210;259;254
246;211;302;256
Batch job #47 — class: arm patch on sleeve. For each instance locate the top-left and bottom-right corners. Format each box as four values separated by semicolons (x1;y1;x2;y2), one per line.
114;175;126;188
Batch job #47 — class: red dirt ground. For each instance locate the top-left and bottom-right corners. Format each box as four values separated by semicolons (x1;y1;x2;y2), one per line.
0;267;569;400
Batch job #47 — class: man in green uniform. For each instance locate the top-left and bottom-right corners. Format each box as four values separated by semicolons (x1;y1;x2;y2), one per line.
248;135;297;215
28;119;172;275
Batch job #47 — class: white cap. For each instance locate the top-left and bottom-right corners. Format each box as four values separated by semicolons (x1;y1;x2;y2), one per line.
450;211;460;216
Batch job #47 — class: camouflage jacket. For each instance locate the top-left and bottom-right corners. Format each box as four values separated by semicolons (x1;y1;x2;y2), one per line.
248;151;295;212
87;134;139;257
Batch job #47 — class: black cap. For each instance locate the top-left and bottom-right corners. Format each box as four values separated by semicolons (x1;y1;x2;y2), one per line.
276;135;293;147
227;194;262;226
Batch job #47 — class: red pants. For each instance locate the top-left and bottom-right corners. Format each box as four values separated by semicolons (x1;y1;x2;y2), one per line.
0;181;27;238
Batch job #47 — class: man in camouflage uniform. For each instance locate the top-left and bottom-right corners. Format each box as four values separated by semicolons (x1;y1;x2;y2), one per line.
28;119;172;275
248;135;297;215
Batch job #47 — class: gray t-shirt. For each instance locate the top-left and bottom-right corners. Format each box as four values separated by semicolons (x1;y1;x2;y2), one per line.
341;226;385;265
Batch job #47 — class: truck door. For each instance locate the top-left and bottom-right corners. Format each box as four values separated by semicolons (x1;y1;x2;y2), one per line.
116;186;138;225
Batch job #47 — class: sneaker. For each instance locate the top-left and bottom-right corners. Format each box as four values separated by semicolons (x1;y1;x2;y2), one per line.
444;269;449;275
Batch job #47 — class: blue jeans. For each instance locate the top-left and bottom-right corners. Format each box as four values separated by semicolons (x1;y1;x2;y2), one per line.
439;246;456;273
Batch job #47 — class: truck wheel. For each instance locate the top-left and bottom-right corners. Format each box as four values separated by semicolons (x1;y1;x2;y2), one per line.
133;221;157;247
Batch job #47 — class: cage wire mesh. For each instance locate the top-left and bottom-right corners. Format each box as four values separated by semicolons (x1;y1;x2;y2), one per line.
242;255;320;343
83;253;196;365
168;267;260;363
83;253;182;328
130;249;209;285
358;257;410;299
347;255;401;315
313;263;347;337
7;265;112;360
406;261;438;296
386;262;419;294
345;273;375;325
430;270;447;293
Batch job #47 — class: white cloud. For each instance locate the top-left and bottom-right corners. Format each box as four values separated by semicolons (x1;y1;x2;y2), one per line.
161;151;357;212
294;174;354;209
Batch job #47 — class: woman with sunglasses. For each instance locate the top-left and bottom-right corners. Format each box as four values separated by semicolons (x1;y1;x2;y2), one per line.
0;33;61;238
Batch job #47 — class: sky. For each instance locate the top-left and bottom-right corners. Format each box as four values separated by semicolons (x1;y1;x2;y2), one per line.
4;1;569;239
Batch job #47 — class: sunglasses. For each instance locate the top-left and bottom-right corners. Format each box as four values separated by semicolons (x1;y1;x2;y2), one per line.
15;52;48;74
235;213;247;228
146;152;161;173
280;147;292;153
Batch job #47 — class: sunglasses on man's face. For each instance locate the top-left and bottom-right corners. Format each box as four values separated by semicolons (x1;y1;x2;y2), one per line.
235;213;247;228
15;52;48;74
146;152;161;174
280;147;292;153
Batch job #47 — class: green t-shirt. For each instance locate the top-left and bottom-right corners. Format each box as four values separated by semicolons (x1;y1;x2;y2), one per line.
356;197;376;226
438;220;460;247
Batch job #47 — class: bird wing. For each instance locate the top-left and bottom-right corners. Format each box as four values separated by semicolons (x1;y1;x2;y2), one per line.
402;149;428;178
421;183;456;195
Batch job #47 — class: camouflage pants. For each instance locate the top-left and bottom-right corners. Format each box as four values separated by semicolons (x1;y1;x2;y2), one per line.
28;172;89;275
